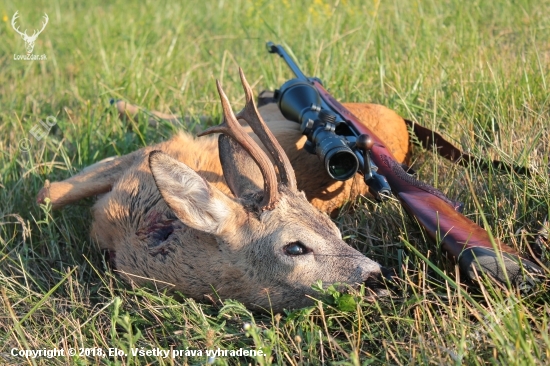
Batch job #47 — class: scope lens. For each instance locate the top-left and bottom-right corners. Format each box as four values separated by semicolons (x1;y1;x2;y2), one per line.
277;79;321;124
313;129;359;181
325;149;358;181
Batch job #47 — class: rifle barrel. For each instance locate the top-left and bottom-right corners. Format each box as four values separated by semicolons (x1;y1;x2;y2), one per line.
266;42;309;81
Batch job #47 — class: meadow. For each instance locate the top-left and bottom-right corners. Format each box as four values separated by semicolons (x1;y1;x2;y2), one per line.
1;0;549;364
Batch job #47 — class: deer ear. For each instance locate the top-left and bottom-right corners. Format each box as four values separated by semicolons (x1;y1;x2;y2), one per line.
218;134;264;198
149;151;243;235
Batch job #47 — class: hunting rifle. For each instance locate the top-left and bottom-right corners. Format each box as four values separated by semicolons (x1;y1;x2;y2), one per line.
266;41;544;291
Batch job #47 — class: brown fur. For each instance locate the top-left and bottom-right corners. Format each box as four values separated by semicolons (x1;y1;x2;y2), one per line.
37;95;410;312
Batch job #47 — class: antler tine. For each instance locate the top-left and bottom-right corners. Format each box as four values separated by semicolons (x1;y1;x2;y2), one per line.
11;11;27;36
235;68;298;191
199;80;280;210
38;13;49;34
31;13;49;38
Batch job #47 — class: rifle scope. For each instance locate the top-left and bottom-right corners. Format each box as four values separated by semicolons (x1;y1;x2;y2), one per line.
277;79;359;181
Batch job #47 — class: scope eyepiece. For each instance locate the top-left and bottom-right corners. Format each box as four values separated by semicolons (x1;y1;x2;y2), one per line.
311;128;358;180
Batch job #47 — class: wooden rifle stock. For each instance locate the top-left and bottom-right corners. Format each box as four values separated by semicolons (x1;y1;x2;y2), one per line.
313;81;543;290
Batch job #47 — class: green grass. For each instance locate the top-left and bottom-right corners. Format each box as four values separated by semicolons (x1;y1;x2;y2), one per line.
1;0;549;364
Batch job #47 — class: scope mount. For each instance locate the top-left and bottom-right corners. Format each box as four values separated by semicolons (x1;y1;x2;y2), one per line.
356;134;392;201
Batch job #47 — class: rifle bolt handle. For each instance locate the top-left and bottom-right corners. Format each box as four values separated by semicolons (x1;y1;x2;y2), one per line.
357;134;374;151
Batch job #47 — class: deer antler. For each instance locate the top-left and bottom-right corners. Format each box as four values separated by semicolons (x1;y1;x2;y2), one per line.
11;11;27;37
11;12;48;40
199;77;280;210
30;13;49;39
235;68;297;191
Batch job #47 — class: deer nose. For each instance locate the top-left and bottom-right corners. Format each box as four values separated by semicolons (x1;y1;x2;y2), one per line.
363;266;396;295
381;266;397;282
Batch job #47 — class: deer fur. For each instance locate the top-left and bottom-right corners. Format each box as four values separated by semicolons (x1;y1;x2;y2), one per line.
37;72;410;311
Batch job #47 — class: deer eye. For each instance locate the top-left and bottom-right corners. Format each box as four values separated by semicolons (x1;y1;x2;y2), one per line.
283;242;311;256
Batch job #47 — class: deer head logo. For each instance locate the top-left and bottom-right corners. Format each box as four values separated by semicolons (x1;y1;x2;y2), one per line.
11;11;49;54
